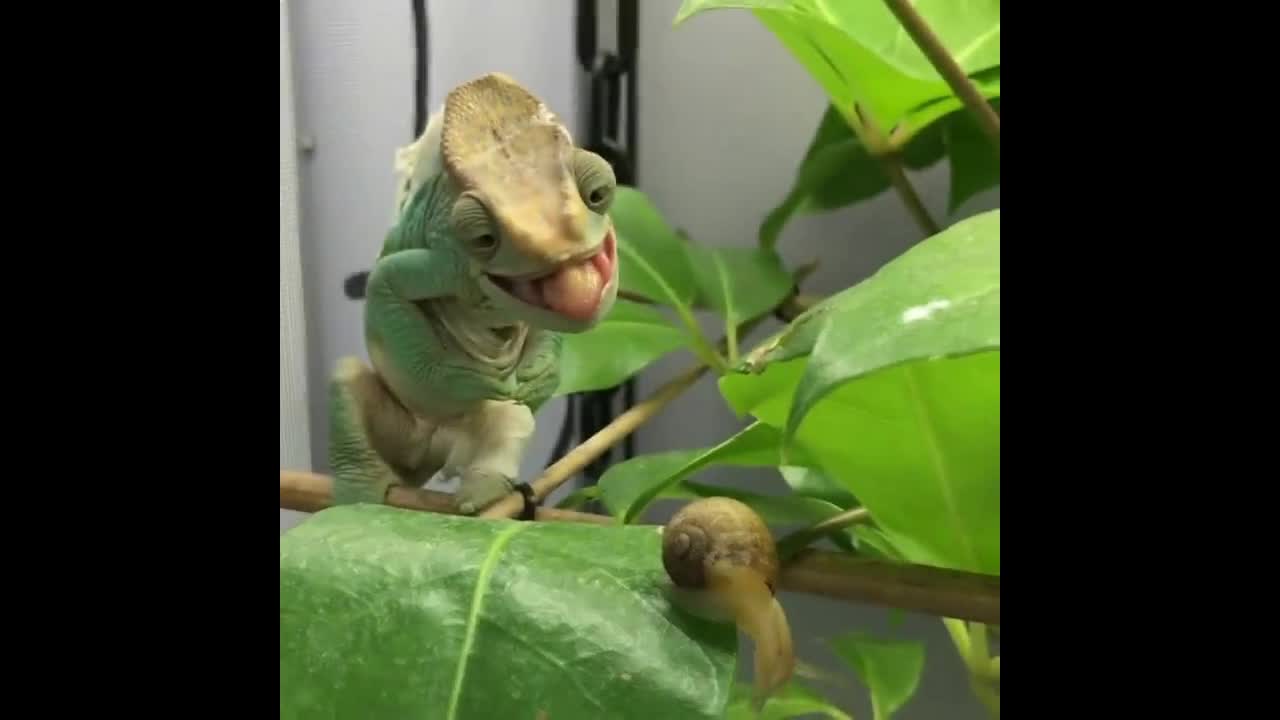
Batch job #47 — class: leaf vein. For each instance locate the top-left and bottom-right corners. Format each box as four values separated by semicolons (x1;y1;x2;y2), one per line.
902;366;978;570
444;522;529;720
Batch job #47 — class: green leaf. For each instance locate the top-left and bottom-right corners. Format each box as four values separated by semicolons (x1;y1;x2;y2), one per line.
830;632;926;720
779;466;857;508
726;353;1000;573
670;481;855;549
722;211;1000;573
554;485;599;510
684;245;795;325
674;0;1000;139
945;99;1001;212
556;300;690;395
598;421;815;524
724;679;853;720
852;525;906;562
785;209;999;443
611;187;699;310
758;104;949;250
280;505;738;720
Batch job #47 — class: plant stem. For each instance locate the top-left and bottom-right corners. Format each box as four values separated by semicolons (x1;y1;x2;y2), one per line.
853;104;941;237
776;506;871;560
479;361;710;518
279;470;1001;624
942;617;1000;719
881;0;1000;151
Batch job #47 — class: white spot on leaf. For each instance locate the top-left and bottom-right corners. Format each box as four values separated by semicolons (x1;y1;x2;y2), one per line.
902;299;952;323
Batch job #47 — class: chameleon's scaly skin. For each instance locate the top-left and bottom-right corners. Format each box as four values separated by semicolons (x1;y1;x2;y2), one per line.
329;73;618;514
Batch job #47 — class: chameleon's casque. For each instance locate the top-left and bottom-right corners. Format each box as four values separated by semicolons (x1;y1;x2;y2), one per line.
327;72;619;514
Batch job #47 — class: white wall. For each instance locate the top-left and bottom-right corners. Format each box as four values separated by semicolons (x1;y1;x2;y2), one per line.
280;0;311;530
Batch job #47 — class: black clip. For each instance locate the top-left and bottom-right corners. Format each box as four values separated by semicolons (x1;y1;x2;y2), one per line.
514;482;539;521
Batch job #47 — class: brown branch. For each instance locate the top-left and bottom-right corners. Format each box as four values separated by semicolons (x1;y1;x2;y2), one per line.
281;470;615;526
479;362;710;518
280;470;999;624
882;0;1000;151
480;309;774;520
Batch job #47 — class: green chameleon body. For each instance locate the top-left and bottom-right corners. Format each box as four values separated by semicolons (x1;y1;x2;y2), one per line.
328;73;620;513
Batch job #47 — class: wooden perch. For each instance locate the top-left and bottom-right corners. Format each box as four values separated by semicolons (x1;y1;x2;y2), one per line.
281;470;1000;625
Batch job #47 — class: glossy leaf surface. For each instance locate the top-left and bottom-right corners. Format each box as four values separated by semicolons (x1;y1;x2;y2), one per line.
598;422;816;524
611;187;700;310
724;680;853;719
556;300;690;395
674;0;1000;137
280;505;738;720
830;632;926;720
721;211;999;573
759;104;948;250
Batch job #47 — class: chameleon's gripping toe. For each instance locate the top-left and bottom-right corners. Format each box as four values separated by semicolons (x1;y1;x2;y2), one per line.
455;469;516;515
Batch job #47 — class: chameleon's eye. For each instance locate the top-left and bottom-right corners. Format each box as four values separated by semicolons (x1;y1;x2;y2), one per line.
450;193;499;260
573;149;616;214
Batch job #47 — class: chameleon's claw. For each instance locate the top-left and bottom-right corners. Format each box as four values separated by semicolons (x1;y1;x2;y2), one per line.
455;469;515;515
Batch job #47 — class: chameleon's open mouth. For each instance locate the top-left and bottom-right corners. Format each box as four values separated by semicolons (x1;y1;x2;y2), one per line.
488;228;617;321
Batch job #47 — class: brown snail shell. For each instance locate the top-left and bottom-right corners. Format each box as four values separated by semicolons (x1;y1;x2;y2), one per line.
661;496;793;708
662;496;779;594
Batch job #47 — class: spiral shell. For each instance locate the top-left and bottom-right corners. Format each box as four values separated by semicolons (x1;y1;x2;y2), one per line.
662;496;779;593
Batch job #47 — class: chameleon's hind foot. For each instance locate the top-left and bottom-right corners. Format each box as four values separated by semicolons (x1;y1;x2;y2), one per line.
455;469;515;515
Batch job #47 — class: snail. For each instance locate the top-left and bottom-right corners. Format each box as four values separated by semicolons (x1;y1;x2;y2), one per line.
661;496;795;709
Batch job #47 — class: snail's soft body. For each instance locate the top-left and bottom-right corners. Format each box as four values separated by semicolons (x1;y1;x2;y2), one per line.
662;497;795;709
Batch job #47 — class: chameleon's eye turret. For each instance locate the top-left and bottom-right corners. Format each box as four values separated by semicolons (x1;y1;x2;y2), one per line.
451;193;499;261
572;149;616;214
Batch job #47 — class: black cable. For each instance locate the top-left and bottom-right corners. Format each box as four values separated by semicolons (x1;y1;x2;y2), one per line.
411;0;429;137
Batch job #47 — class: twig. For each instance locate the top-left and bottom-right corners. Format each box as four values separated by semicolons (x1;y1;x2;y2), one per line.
480;310;772;520
776;506;871;559
281;470;616;526
854;104;941;237
479;362;710;518
280;470;1000;624
882;0;1000;151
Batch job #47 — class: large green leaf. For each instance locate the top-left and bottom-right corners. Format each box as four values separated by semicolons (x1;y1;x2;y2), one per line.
722;353;1000;574
684;244;795;326
611;186;700;310
721;211;1000;573
758;104;949;250
674;0;1000;139
737;212;998;394
724;679;853;720
556;300;690;395
280;505;738;720
612;187;798;332
785;209;999;440
598;421;815;524
830;632;926;720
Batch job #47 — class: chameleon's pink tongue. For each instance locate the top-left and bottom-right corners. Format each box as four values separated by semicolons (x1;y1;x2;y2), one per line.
538;258;604;320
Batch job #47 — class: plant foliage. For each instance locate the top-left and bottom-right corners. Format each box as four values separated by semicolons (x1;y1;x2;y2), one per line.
283;1;1000;717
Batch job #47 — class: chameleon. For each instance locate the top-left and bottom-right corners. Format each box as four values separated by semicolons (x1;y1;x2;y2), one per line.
328;72;619;514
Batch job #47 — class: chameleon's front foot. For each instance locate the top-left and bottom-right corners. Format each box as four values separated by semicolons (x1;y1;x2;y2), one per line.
455;469;516;515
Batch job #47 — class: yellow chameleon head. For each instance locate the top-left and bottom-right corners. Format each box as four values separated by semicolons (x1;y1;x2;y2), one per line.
432;72;619;333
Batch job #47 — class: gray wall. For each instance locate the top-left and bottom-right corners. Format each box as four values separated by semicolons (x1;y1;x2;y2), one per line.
281;1;999;717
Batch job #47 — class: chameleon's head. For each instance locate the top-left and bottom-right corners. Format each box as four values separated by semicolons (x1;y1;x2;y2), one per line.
440;72;618;334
